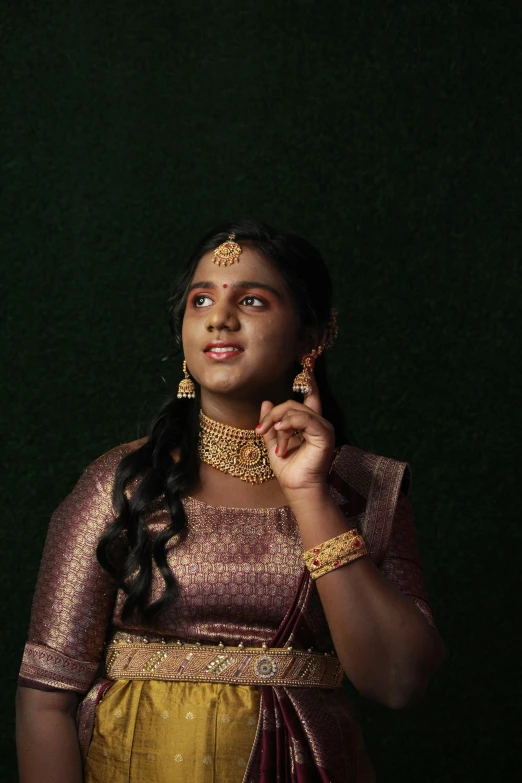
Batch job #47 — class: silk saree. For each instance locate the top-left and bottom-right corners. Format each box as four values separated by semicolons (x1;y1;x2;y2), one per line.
20;439;436;782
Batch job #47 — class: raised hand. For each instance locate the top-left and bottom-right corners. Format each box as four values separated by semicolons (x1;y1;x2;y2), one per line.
255;370;335;496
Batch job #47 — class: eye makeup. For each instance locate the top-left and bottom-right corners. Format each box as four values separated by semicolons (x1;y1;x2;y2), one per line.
187;280;283;301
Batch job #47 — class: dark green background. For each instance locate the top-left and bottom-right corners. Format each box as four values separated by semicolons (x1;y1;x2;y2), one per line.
1;1;520;780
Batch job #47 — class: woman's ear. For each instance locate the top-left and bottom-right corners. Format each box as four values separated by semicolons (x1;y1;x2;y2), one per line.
296;326;323;361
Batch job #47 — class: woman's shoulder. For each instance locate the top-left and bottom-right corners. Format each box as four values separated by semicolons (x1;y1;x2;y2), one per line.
91;435;149;466
332;442;412;500
331;443;413;562
78;436;151;490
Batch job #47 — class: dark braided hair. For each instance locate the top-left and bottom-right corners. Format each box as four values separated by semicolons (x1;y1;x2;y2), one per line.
96;218;350;626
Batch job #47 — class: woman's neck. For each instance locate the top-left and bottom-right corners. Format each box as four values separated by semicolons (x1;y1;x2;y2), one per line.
198;391;285;430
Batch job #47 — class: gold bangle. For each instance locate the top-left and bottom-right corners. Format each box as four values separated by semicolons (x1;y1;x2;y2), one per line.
302;529;360;566
309;548;368;580
302;529;365;571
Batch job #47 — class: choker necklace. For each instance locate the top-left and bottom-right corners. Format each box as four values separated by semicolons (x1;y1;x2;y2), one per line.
198;409;275;485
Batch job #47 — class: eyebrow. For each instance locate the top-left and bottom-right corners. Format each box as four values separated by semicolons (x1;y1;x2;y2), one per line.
187;280;284;300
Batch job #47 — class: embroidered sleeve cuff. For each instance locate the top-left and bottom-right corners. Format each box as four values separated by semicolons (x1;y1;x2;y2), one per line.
19;641;99;694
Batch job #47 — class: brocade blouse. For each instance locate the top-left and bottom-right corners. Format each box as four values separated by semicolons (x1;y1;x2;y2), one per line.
18;439;435;694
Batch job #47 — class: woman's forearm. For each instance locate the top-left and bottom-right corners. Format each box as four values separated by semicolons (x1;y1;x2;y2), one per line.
288;489;445;709
16;686;83;783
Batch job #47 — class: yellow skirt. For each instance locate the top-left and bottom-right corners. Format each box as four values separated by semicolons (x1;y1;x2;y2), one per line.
84;679;261;783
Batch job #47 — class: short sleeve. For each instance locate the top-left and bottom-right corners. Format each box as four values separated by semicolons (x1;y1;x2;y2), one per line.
18;447;125;694
379;490;437;630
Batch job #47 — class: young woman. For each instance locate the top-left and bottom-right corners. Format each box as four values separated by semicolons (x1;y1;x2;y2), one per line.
16;219;445;782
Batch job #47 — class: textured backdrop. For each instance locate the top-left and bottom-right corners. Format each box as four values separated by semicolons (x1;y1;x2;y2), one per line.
1;1;520;781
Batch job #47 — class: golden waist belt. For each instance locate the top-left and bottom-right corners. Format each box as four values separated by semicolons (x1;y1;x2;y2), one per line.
105;640;343;689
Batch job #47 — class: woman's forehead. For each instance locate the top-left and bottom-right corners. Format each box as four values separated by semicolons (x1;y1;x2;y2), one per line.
192;246;286;288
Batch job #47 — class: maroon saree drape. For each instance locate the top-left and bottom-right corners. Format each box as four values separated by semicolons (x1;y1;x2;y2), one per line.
243;443;429;783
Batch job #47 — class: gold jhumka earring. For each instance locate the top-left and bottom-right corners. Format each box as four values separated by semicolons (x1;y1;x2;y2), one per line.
177;359;196;399
292;308;339;397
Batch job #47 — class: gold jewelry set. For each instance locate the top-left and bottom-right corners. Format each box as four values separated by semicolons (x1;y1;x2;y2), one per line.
302;530;368;580
175;233;339;485
198;409;274;485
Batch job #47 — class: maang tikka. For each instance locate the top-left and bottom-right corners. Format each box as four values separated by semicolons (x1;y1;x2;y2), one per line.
293;308;339;396
213;233;242;266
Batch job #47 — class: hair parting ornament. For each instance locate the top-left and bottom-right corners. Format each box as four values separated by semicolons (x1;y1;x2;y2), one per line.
212;233;242;266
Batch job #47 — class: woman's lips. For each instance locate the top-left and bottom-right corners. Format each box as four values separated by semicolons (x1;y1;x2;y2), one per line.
203;348;244;361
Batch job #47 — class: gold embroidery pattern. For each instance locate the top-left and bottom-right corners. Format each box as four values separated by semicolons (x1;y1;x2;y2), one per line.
20;642;97;692
105;638;343;689
327;445;436;628
291;736;309;765
253;655;277;679
112;482;308;647
204;653;236;675
142;650;168;674
262;708;277;732
20;444;133;692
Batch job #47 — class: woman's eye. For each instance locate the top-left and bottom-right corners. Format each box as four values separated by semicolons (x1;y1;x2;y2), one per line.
192;294;265;308
193;295;213;307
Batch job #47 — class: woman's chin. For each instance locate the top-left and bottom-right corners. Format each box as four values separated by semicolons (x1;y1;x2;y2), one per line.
198;374;263;398
197;372;245;395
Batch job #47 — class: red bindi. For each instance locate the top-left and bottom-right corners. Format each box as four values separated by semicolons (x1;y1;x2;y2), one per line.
222;284;228;288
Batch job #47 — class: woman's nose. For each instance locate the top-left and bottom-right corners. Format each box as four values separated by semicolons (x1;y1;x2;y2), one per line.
205;301;240;331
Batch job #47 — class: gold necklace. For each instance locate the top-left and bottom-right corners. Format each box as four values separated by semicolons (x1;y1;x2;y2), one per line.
198;409;275;485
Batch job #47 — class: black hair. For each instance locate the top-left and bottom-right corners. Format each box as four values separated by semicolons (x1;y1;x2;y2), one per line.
96;218;350;625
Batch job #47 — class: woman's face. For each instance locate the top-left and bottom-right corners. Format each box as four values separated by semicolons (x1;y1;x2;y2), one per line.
181;244;309;403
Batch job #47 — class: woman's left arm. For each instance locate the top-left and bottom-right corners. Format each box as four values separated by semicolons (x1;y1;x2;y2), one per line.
257;383;445;710
287;486;445;710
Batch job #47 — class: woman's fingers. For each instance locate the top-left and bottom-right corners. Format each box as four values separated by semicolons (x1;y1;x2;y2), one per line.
272;410;331;457
258;399;274;423
257;401;316;436
302;369;322;416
